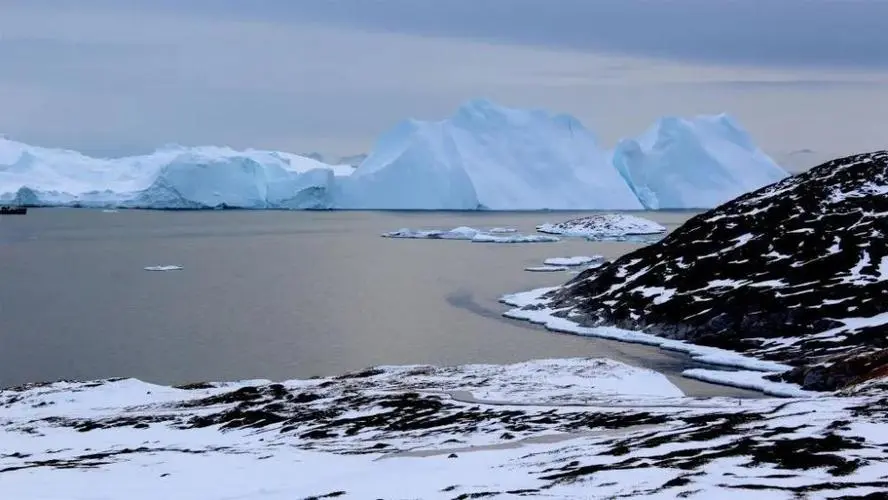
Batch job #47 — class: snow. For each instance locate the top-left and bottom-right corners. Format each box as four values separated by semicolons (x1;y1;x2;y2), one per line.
543;255;605;267
1;101;782;210
537;213;666;239
612;114;790;209
631;286;677;305
682;369;816;398
143;265;183;271
1;359;885;499
500;287;791;374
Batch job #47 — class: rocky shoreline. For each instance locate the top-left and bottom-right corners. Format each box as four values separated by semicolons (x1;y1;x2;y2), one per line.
517;151;888;392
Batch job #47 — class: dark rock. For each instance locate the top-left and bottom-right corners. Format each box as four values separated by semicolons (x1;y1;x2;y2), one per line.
539;151;888;391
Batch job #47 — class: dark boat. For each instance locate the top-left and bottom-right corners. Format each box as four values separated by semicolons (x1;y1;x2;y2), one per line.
0;206;27;215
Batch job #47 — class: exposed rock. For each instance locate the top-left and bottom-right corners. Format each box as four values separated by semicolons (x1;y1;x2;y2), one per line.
539;151;888;391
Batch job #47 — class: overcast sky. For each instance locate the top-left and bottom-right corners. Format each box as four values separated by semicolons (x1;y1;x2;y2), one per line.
1;0;886;166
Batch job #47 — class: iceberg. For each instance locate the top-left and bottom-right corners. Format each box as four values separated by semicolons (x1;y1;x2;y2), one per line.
537;214;666;238
612;114;790;209
336;99;645;210
0;139;347;209
0;101;788;210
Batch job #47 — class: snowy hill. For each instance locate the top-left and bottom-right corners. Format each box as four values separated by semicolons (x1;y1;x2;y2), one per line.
612;115;790;209
510;151;888;392
0;101;788;210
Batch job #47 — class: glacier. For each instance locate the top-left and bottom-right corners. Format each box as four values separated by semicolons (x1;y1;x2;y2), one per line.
0;100;789;210
612;114;790;209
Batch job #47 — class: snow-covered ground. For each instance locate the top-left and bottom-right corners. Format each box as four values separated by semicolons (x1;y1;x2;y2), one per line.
2;358;885;499
0;100;788;210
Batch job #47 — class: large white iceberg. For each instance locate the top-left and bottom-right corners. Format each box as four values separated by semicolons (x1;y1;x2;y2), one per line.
0;140;349;209
612;115;790;209
336;99;644;210
0;101;789;210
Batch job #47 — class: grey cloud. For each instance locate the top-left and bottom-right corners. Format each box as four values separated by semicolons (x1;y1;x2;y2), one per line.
0;1;886;161
128;0;888;69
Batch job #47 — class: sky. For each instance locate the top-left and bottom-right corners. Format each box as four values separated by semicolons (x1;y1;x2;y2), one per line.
1;1;887;169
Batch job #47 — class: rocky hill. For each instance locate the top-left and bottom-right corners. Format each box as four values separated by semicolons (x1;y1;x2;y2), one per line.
542;151;888;391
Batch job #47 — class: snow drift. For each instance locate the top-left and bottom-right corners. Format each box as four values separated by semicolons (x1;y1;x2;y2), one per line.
0;100;789;210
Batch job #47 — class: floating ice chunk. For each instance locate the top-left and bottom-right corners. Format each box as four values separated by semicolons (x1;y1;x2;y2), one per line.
537;213;666;240
383;227;557;243
381;226;480;240
525;265;569;272
101;209;119;213
543;255;605;267
488;227;518;233
144;265;183;271
471;233;559;243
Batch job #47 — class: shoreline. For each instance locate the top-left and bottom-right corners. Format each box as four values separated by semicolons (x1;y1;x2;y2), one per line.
499;287;813;398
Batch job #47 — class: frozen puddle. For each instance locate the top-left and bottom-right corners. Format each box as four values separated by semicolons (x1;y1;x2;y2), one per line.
383;227;559;243
543;255;605;267
144;265;183;272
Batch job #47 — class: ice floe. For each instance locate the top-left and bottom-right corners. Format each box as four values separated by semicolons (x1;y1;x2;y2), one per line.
537;213;666;240
143;265;183;272
383;227;559;243
524;266;569;272
381;226;479;240
543;255;605;267
471;233;559;244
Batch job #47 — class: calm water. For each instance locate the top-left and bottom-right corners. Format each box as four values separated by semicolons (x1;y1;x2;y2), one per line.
0;209;757;397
